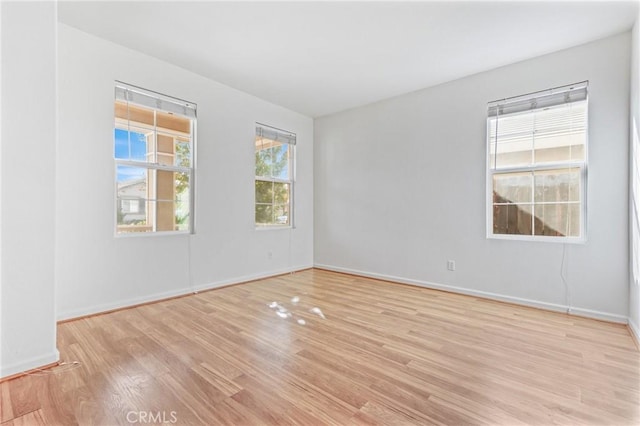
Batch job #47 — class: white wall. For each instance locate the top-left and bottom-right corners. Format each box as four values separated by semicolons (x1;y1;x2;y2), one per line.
630;18;640;339
56;24;313;320
315;33;631;322
0;2;59;378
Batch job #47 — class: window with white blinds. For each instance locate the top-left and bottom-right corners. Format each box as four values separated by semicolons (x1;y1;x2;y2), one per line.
255;123;295;228
114;82;196;235
487;82;588;241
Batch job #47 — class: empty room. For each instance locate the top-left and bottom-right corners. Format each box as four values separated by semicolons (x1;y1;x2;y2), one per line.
1;0;639;424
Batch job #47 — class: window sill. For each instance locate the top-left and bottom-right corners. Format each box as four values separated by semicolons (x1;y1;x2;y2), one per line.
255;225;293;231
115;230;192;238
487;233;586;244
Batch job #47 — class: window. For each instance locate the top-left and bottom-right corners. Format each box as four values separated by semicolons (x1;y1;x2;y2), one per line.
114;82;196;234
487;82;588;241
255;124;295;227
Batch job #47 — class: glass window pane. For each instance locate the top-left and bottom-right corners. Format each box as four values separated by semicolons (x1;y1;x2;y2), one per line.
116;166;150;234
255;181;273;204
156;110;191;134
273;182;290;205
533;138;585;164
154;170;190;201
117;198;151;234
532;102;586;164
115;101;154;127
255;145;274;177
174;171;190;200
255;137;290;179
493;172;532;204
156;170;174;201
156;200;175;232
175;137;191;168
117;198;149;225
493;203;533;235
256;204;274;226
154;133;193;168
272;143;290;179
116;168;191;233
490;102;587;168
533;203;580;237
175;200;190;232
274;204;290;226
490;113;534;168
114;127;151;162
157;134;174;166
117;166;148;198
488;118;497;169
534;168;580;203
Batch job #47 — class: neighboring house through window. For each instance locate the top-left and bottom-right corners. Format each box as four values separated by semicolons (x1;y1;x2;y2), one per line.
114;82;196;234
255;123;295;227
487;82;588;241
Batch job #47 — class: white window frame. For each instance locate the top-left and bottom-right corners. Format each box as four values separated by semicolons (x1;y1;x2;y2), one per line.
114;81;197;236
254;123;296;229
486;82;588;243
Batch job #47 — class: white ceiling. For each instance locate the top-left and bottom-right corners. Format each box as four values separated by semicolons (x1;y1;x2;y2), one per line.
58;1;638;118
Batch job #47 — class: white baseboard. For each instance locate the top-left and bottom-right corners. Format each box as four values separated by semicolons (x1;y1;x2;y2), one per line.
57;264;313;322
568;307;629;324
314;263;628;324
0;349;60;379
192;264;313;293
55;261;632;328
629;317;640;346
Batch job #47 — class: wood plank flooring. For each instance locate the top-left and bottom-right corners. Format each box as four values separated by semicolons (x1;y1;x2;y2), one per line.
1;269;638;425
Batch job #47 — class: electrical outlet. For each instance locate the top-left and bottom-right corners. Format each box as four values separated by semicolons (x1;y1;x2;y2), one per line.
268;251;273;260
447;260;456;271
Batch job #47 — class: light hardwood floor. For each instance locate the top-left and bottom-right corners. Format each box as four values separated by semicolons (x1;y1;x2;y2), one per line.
1;269;638;425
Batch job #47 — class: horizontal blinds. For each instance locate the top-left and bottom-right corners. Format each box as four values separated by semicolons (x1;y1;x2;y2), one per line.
488;82;588;170
256;124;296;145
488;101;587;149
115;82;196;119
488;81;588;118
